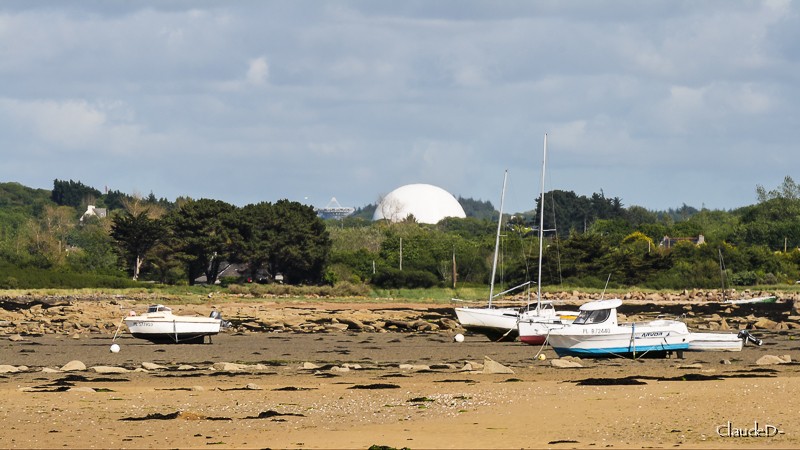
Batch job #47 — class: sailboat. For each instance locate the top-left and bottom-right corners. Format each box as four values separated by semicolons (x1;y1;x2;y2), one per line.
517;134;579;346
454;170;526;341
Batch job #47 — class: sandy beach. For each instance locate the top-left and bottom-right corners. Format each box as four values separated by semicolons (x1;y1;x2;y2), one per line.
1;315;799;449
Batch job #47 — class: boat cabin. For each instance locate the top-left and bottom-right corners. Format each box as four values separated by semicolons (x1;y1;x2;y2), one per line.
571;298;622;327
147;304;172;313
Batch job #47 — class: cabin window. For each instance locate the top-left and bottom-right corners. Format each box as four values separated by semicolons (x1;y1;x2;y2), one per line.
573;309;610;325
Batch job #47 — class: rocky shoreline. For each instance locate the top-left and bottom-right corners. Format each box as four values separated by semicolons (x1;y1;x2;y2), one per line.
2;289;800;338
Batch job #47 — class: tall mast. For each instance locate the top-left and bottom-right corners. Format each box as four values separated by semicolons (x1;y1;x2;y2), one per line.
536;134;547;312
488;170;508;307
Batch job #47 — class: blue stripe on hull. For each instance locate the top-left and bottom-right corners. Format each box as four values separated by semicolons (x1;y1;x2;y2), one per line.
553;343;689;358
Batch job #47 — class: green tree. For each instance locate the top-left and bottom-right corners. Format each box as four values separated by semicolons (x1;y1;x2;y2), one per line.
236;202;277;282
268;200;331;284
111;210;165;280
51;179;101;209
167;199;240;285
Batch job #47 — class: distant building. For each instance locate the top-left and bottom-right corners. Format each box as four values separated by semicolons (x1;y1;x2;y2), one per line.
316;197;355;220
373;184;466;224
80;205;107;222
659;234;705;248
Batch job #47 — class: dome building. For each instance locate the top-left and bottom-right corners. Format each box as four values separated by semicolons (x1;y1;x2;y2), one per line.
372;184;466;224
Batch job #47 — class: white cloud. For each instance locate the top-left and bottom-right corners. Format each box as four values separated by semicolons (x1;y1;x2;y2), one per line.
246;56;269;86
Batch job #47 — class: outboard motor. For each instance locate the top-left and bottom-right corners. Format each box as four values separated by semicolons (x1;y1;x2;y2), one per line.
209;310;232;329
738;330;763;346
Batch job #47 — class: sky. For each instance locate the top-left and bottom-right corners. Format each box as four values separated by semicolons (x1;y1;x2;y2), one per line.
1;1;798;214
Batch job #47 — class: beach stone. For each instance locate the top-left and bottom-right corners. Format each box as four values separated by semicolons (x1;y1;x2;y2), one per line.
461;361;484;372
324;323;350;332
342;363;362;370
399;364;430;371
0;365;20;373
483;357;514;374
439;318;461;330
41;367;61;373
191;386;205;392
720;359;732;365
245;383;262;390
176;365;197;371
8;334;25;342
330;366;350;373
68;387;96;393
756;355;791;365
60;360;86;372
212;362;247;371
142;362;168;370
753;318;778;329
337;317;366;330
300;362;321;370
91;366;129;374
551;358;583;368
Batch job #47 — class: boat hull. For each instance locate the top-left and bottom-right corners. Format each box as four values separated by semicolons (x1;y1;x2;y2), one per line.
687;332;743;351
517;309;578;346
124;317;222;344
549;321;690;358
454;307;519;341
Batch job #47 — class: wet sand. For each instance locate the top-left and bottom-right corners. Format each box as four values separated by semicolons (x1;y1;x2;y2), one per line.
1;328;800;449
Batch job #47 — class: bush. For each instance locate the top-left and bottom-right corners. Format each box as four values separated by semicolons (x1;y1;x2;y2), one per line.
371;268;440;289
0;262;139;289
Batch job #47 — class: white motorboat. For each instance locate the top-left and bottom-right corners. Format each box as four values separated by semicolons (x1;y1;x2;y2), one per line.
517;134;579;346
547;298;691;358
123;304;228;344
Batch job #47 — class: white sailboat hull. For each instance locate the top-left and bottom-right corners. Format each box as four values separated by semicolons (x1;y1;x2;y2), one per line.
454;307;519;341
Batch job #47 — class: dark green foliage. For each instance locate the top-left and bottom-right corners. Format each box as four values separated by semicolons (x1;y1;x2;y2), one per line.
111;210;165;280
0;262;138;289
51;179;101;208
166;199;240;285
458;196;496;220
372;267;439;288
99;189;131;210
268;200;331;284
350;203;377;220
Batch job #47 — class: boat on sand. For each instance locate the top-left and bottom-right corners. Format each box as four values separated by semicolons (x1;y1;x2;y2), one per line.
124;304;228;344
547;298;690;358
454;170;522;341
517;134;578;346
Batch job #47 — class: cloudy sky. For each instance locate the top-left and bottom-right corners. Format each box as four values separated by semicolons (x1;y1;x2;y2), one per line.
1;1;798;214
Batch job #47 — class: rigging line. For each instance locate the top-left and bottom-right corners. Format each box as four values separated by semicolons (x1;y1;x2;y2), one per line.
549;192;564;286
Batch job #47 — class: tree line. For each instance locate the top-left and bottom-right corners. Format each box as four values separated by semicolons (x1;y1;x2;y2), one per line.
2;177;800;290
0;180;330;288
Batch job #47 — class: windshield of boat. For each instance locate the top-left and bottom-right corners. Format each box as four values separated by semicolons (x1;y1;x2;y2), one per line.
573;308;611;325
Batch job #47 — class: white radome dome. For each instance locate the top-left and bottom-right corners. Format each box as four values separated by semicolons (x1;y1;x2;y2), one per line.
373;184;466;224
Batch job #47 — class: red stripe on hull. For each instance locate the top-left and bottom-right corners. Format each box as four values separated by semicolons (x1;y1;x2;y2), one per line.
519;335;547;345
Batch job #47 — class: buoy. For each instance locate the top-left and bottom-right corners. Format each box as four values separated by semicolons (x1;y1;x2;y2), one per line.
537;354;546;360
454;333;465;343
110;343;120;353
